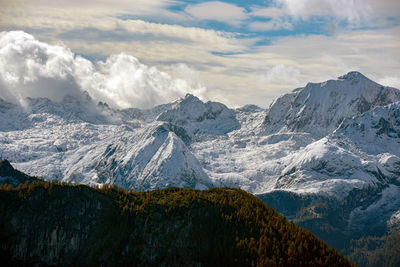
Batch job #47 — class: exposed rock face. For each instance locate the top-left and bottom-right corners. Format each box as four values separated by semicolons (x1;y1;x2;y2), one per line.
0;160;15;177
0;160;37;186
157;94;240;135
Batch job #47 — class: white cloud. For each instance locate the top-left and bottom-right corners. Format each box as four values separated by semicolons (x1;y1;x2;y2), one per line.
249;7;286;19
1;0;181;19
248;20;293;32
0;31;206;109
378;76;400;89
116;19;246;53
169;63;204;90
275;0;373;23
82;54;207;109
277;0;364;21
185;1;247;25
249;0;400;30
274;0;400;27
0;0;187;34
259;64;301;85
248;0;376;33
0;31;83;103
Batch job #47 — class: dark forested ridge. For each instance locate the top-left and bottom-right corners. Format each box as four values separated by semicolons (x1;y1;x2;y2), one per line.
0;163;352;266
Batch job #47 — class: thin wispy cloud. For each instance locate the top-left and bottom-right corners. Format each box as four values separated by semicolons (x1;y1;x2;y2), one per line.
248;21;293;32
185;1;248;26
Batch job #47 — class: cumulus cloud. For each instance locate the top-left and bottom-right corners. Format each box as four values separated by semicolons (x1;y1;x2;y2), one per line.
169;63;204;90
81;55;206;109
0;31;83;103
0;31;206;109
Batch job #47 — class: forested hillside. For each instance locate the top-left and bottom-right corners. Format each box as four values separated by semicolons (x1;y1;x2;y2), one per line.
0;175;352;266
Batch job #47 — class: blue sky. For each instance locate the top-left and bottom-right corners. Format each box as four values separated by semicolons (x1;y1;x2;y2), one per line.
0;0;399;108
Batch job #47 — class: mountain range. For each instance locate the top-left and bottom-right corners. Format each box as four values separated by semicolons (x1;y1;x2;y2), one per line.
1;71;400;256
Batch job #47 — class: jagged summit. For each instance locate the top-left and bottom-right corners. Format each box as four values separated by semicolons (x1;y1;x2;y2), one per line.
237;104;264;112
157;93;240;135
263;71;400;137
182;93;200;102
338;71;368;81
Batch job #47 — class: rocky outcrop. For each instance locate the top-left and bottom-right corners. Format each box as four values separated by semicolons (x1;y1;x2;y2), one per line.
0;160;37;186
157;94;240;135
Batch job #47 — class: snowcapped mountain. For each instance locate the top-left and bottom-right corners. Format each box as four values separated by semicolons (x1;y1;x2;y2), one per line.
267;102;400;241
1;71;400;247
263;71;400;137
84;123;213;190
157;94;240;136
273;101;400;198
0;94;213;190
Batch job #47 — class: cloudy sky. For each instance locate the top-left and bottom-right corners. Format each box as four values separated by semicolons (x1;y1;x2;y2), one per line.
0;0;399;108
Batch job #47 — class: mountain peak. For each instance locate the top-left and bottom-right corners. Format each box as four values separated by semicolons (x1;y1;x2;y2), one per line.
81;90;93;102
338;71;367;81
263;71;400;137
158;95;240;135
181;93;201;104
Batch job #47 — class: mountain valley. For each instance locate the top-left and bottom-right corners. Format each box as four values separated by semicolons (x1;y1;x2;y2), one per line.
1;71;400;264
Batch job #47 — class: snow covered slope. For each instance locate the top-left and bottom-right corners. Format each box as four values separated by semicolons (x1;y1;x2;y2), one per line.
0;94;212;190
1;72;399;195
263;71;400;137
1;71;400;244
273;102;400;197
157;94;240;135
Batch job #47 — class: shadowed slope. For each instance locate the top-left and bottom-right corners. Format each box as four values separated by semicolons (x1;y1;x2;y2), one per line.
0;164;352;266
